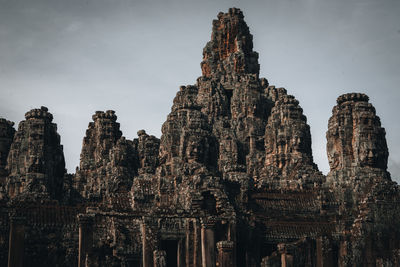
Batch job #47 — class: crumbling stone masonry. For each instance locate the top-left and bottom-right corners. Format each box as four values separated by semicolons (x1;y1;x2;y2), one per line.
1;7;400;267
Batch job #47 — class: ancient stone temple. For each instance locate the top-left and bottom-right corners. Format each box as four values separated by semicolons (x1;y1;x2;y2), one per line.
1;7;400;267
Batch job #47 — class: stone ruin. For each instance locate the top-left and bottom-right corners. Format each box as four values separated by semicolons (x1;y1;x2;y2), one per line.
1;7;400;267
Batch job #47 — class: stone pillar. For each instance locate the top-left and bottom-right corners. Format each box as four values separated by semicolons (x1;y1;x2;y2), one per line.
317;236;335;267
142;217;157;267
281;253;293;267
177;239;185;267
153;250;166;267
317;237;323;267
78;214;94;267
217;241;234;267
186;219;198;267
8;216;25;267
142;223;151;267
228;221;236;265
186;222;191;267
227;221;235;241
201;220;215;267
194;219;202;267
338;237;349;267
249;135;256;154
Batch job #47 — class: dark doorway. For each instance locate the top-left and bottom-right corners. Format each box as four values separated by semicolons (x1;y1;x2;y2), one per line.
161;240;178;267
201;191;217;214
126;257;140;267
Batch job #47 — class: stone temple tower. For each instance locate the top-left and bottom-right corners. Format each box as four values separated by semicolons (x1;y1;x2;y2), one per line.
6;106;66;201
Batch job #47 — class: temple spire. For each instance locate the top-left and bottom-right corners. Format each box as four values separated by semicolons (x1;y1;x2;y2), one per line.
201;8;259;79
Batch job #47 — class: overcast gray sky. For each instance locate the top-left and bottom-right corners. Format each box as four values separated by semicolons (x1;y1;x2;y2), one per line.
1;0;399;181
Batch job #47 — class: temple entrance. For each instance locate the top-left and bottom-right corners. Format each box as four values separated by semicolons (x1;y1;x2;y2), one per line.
160;240;178;267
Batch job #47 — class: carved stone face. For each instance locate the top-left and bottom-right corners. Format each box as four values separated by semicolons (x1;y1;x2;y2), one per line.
360;148;376;167
185;135;205;163
27;156;44;174
354;112;382;168
291;130;305;152
358;141;377;167
327;147;340;170
264;129;274;154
